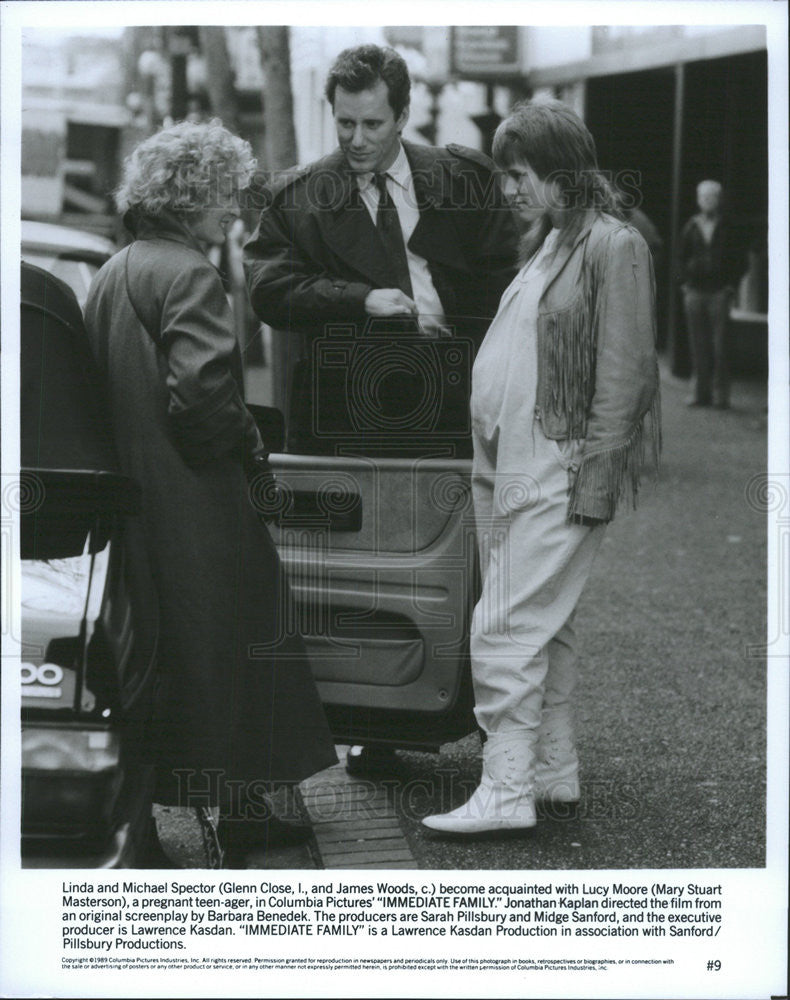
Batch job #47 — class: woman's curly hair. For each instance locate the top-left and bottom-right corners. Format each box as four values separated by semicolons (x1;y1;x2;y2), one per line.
115;119;256;217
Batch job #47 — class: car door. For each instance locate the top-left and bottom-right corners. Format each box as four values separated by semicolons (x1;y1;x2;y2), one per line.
250;321;479;750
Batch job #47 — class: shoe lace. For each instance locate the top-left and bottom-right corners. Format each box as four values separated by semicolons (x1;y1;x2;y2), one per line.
194;806;224;869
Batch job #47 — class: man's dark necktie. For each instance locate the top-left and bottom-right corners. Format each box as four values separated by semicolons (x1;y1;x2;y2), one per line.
374;172;413;298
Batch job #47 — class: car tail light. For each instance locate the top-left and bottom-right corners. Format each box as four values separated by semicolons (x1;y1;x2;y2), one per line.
21;727;123;841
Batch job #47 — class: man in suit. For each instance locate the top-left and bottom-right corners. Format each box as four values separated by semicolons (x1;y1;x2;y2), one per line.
244;43;518;773
244;43;517;455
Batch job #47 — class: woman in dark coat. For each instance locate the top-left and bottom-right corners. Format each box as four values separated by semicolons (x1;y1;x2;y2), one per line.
84;120;337;865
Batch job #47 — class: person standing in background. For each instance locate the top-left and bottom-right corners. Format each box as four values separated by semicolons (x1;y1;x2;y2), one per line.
680;180;743;409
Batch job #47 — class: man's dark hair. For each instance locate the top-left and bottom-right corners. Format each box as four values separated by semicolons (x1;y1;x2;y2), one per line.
325;44;411;118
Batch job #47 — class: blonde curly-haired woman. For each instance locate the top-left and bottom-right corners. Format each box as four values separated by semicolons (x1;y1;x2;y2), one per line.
84;120;337;867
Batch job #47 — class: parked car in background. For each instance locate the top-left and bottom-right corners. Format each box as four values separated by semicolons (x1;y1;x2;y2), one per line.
21;220;115;308
20;261;157;867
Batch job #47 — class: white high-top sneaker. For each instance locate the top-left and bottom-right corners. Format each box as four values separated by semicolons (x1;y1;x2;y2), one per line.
534;705;580;804
421;731;537;834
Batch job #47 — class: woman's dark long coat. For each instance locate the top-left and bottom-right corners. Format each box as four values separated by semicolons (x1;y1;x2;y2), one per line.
84;212;337;803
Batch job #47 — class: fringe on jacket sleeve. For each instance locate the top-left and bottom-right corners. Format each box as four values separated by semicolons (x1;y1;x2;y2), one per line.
567;386;662;524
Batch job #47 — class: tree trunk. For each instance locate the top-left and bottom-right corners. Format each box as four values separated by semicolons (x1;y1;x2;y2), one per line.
255;27;299;413
198;27;240;134
256;26;298;171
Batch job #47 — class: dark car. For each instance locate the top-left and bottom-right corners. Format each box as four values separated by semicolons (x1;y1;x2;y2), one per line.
20;261;157;867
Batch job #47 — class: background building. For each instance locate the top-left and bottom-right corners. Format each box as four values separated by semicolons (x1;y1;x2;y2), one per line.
21;30;128;235
20;22;769;371
523;24;768;372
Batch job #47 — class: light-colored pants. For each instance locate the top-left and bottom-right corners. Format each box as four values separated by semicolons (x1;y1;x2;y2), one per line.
683;287;731;406
469;424;605;734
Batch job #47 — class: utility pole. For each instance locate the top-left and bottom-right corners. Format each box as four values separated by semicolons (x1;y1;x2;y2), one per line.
668;62;688;377
164;26;194;121
255;26;299;411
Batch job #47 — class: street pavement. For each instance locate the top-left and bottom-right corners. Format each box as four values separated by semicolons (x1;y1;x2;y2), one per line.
157;362;770;872
394;362;769;870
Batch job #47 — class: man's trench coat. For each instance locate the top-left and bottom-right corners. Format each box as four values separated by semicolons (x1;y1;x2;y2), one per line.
244;140;518;453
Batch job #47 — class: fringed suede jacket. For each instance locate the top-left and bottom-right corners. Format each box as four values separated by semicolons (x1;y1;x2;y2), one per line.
535;212;661;523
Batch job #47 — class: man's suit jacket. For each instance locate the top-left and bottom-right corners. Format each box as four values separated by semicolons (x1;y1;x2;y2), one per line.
244;140;518;454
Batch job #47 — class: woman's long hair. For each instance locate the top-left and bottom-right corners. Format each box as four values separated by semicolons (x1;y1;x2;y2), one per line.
492;99;624;262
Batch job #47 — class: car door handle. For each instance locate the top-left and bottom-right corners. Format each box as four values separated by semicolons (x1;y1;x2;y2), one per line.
275;488;362;532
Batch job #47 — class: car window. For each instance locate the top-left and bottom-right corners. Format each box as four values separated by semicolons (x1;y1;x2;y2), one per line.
249;323;474;458
21;543;109;675
21;252;99;309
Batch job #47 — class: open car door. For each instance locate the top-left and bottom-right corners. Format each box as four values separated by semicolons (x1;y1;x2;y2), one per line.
253;320;479;751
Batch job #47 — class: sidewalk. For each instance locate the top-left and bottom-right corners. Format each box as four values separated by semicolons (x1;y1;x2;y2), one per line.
658;356;768;428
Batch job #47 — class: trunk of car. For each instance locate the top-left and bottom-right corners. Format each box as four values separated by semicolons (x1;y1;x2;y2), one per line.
20;473;156;866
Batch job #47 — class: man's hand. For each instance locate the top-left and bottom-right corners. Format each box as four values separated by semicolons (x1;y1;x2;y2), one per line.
364;288;418;316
